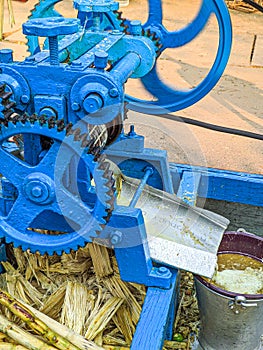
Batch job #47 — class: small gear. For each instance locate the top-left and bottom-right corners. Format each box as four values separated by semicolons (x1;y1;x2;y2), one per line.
0;84;16;120
0;116;115;255
141;28;163;57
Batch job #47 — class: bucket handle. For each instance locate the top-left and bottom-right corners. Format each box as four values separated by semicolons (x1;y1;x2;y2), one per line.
228;296;258;314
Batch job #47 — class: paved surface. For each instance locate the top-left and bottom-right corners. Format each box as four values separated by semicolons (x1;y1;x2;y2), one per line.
1;0;263;174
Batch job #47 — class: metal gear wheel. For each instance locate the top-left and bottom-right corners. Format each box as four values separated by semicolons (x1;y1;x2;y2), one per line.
0;116;115;255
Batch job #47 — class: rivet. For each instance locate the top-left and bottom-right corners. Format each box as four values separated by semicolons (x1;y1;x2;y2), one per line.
71;102;81;111
109;88;119;98
21;95;30;104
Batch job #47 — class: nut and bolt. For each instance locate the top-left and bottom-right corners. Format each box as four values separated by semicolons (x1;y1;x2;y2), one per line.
109;88;119;98
94;50;108;70
110;231;123;245
20;95;30;104
71;102;81;111
157;266;171;277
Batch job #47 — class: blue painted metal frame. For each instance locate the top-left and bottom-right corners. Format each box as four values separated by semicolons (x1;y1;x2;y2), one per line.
106;128;174;193
103;206;173;288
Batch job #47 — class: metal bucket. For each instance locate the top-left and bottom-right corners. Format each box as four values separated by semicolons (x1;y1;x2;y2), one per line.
194;231;263;350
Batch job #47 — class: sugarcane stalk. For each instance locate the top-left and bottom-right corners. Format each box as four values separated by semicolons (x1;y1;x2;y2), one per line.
0;0;4;40
0;313;57;350
6;0;15;26
0;344;28;350
25;303;103;350
0;289;82;350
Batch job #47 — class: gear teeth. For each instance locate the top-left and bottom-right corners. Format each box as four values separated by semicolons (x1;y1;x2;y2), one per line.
29;113;38;124
115;10;122;19
65;123;73;135
63;248;71;254
48;116;56;129
73;128;81;141
39;115;47;125
8;112;20;124
0;89;116;255
56;119;65;131
0;84;16;120
99;160;110;172
97;153;106;162
93;147;103;160
21;113;29;124
5;102;16;110
80;133;89;147
86;139;95;150
1;91;13;100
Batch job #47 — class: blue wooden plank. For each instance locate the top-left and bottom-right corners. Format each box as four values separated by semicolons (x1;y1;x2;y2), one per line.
170;163;263;207
131;272;178;350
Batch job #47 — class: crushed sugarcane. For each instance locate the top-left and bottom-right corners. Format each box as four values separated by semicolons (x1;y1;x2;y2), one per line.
0;244;199;349
0;344;28;350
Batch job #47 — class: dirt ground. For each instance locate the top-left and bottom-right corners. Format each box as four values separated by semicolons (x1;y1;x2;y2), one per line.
1;0;263;174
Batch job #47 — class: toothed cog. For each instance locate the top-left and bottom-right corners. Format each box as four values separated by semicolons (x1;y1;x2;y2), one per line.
0;117;115;255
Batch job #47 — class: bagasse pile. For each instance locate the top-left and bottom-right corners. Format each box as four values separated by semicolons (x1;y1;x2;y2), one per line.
226;0;263;13
0;244;199;349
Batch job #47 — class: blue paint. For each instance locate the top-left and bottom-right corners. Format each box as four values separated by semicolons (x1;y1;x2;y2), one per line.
129;167;154;207
171;164;263;207
0;122;112;255
126;0;232;113
0;2;236;348
131;272;179;349
22;0;232;114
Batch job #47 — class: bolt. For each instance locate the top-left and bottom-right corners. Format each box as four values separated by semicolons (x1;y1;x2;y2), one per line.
110;231;123;245
20;95;30;104
71;61;82;68
128;125;136;137
22;18;80;66
24;181;49;203
31;186;43;198
48;36;59;66
109;88;119;98
71;102;81;111
94;50;108;70
0;49;13;63
130;20;142;36
157;266;170;276
111;29;121;35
